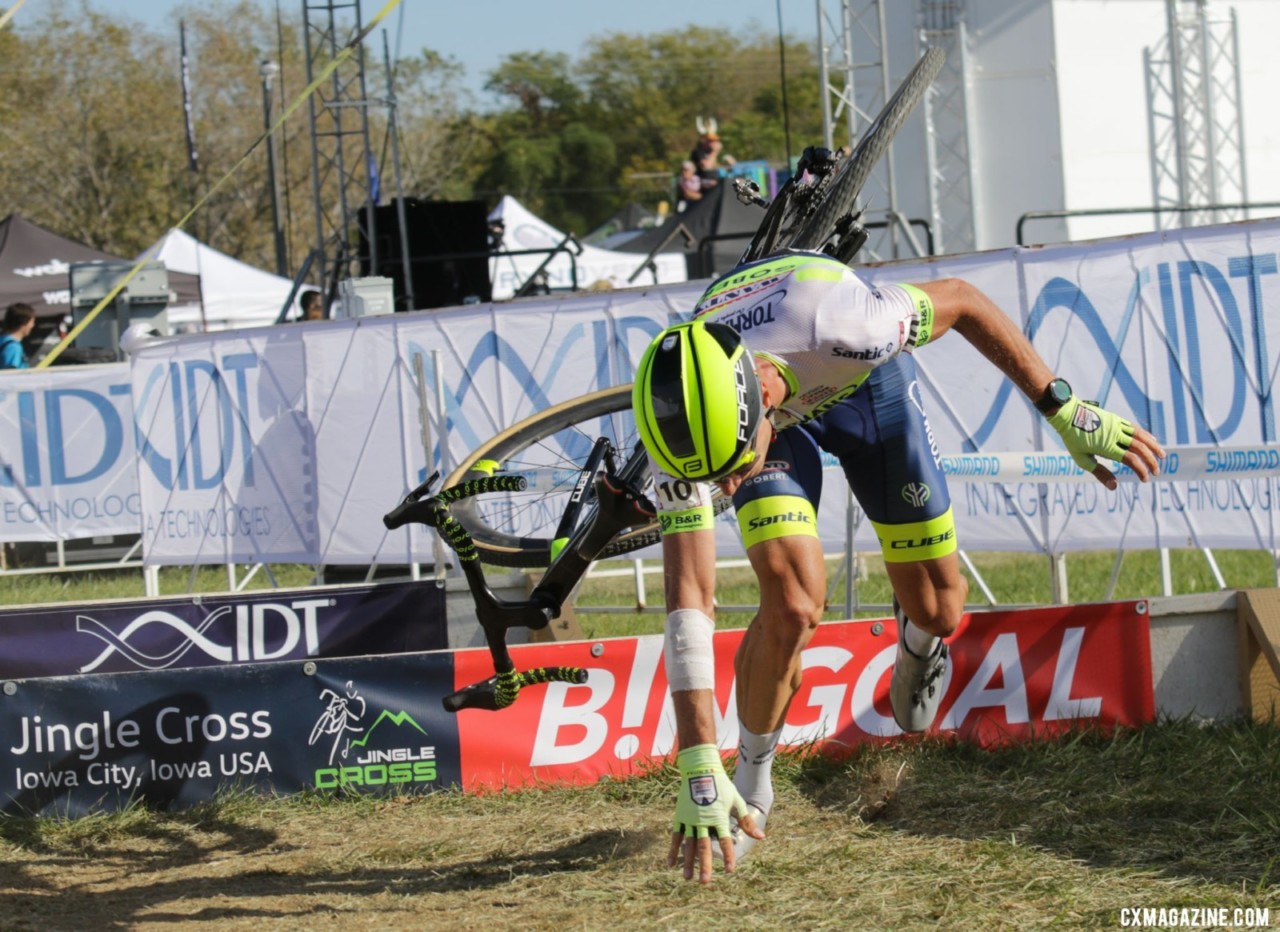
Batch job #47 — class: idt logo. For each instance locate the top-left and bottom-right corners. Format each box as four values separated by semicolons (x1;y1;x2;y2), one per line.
0;382;132;488
133;355;260;490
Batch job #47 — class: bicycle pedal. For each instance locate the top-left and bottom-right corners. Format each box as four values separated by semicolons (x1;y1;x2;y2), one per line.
733;178;767;208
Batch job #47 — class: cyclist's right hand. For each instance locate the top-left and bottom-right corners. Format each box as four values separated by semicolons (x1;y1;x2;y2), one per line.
667;744;763;883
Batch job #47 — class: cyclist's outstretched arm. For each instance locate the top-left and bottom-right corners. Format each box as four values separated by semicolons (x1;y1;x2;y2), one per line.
910;277;1166;489
662;527;743;882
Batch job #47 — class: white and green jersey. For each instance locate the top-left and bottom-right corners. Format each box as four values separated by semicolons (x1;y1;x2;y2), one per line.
692;251;935;431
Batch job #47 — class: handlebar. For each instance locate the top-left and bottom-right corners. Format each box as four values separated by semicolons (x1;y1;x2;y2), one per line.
441;666;588;713
383;450;653;714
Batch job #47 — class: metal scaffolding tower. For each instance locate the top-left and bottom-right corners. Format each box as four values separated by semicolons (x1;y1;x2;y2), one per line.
918;0;976;255
815;0;913;259
303;0;379;295
1145;0;1248;229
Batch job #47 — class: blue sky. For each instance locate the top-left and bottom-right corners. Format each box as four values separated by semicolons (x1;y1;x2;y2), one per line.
58;0;812;101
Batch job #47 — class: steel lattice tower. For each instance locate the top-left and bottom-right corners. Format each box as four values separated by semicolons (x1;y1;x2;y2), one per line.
303;0;378;294
815;0;913;259
1145;0;1247;229
917;0;976;255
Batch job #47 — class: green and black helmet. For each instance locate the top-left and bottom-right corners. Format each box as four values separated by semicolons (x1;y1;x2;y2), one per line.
633;319;763;481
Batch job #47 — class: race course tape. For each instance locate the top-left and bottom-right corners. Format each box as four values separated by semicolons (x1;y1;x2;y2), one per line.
0;0;26;33
36;0;403;368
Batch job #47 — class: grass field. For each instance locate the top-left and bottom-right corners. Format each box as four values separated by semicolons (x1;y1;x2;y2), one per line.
1;551;1278;928
1;719;1276;929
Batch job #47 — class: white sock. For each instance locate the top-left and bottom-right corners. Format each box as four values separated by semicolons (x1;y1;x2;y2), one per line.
734;723;782;815
904;619;940;658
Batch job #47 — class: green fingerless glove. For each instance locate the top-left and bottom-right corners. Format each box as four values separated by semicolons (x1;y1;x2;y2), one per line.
1047;395;1136;473
673;744;750;841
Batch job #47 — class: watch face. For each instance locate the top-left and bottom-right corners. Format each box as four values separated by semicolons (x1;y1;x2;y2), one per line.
1050;379;1072;405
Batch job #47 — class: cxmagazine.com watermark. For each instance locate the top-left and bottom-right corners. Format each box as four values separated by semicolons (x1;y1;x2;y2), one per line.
1120;907;1270;928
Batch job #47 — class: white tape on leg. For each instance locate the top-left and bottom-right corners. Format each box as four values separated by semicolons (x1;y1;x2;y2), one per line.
664;608;716;692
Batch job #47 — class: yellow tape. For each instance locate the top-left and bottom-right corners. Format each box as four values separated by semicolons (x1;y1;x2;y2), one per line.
36;0;404;367
0;0;27;32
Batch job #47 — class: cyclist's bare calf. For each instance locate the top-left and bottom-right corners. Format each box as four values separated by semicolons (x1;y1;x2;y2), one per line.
886;551;969;640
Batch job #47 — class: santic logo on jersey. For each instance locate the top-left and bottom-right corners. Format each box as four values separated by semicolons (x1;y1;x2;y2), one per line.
832;343;895;360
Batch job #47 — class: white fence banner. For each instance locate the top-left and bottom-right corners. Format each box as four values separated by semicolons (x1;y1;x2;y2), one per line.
0;364;140;542
131;284;702;565
106;215;1280;564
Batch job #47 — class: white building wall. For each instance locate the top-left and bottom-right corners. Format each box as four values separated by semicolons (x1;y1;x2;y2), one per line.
1051;0;1161;244
1052;0;1280;245
845;0;1280;253
966;0;1066;247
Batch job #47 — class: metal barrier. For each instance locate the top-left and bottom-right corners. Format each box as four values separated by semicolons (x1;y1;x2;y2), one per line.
1015;202;1280;247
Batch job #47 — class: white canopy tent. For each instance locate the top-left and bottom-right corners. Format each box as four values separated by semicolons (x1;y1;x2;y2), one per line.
142;229;302;332
488;196;687;299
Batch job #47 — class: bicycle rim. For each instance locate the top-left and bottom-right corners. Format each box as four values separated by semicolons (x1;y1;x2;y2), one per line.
442;385;670;567
789;46;945;253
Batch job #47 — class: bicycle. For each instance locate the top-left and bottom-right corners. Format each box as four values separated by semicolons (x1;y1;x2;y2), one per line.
383;47;946;713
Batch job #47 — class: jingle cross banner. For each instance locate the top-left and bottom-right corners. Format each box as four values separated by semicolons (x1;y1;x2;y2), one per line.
0;602;1150;814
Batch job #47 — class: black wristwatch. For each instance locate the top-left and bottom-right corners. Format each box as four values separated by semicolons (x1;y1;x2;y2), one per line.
1035;377;1073;415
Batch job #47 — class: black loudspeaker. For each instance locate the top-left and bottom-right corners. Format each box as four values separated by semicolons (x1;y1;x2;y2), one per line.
361;199;492;310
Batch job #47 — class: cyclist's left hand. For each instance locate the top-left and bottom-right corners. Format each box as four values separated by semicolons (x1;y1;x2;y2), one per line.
1047;396;1165;490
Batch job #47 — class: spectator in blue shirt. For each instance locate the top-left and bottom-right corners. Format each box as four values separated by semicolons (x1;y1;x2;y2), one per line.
0;303;35;369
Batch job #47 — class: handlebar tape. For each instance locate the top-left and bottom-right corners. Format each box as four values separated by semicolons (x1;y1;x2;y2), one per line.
437;474;527;504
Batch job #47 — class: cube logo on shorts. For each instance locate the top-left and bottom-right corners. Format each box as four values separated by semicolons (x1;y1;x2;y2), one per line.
689;775;718;805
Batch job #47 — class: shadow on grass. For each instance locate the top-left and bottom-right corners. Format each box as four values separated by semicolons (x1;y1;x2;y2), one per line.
789;717;1280;890
2;823;656;926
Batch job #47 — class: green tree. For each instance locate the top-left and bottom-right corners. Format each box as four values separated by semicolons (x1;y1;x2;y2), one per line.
469;25;824;232
0;1;188;256
0;0;480;279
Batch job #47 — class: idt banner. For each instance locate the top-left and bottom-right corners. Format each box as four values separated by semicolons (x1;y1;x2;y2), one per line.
1;653;461;816
453;602;1153;790
0;364;139;542
0;579;447;679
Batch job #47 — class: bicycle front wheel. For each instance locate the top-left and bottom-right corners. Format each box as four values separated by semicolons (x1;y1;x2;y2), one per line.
442;385;664;568
789;46;945;253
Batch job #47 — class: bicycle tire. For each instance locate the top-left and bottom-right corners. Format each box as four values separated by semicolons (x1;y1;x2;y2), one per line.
443;385;730;568
789;46;945;253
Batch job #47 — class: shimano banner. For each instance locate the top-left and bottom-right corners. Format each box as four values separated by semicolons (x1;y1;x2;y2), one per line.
117;216;1280;562
0;653;462;817
0;580;447;679
0;364;139;542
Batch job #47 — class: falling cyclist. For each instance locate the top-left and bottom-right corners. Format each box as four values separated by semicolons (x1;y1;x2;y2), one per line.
631;250;1166;883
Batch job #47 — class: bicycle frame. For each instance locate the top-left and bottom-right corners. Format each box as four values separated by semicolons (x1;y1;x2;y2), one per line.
383;438;655;712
